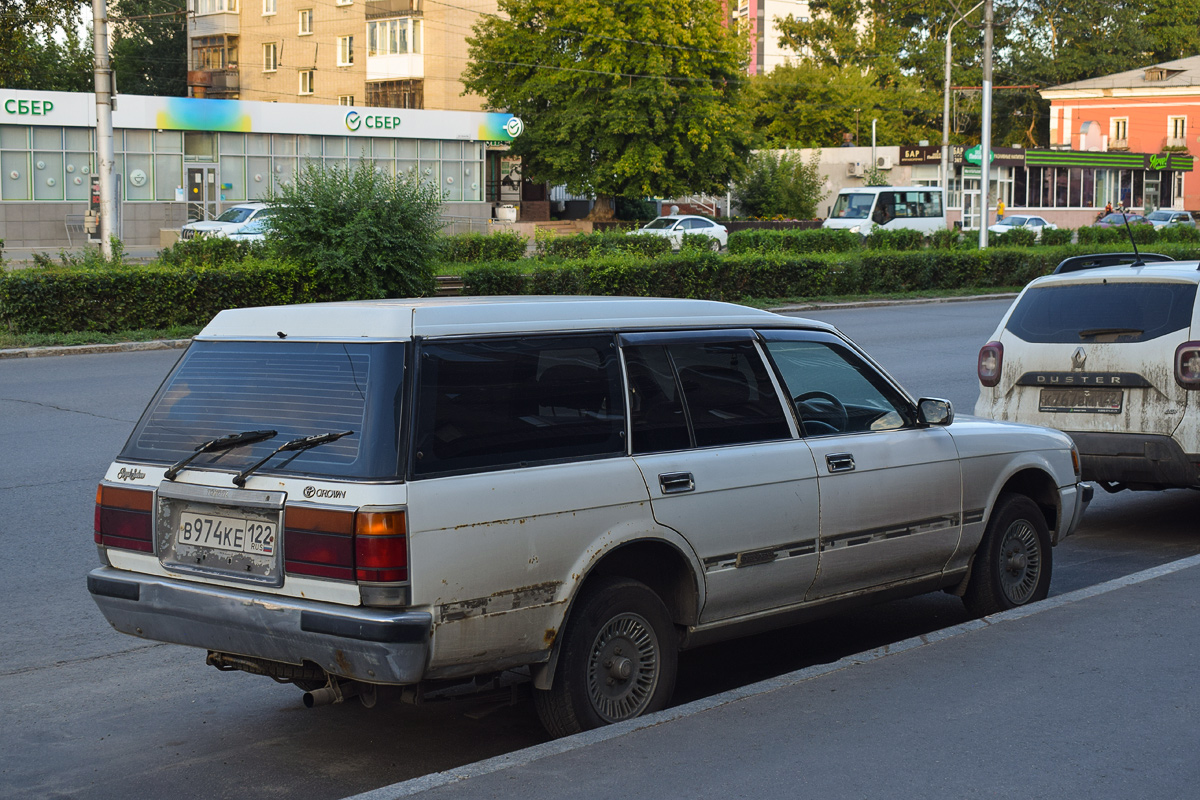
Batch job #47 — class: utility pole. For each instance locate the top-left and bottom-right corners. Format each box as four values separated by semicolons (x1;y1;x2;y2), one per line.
93;0;116;259
977;0;994;249
942;2;983;208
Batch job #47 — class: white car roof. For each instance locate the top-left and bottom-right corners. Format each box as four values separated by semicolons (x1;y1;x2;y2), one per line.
1026;261;1200;289
197;296;835;341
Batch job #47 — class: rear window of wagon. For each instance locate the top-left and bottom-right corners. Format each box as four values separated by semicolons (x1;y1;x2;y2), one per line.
121;341;406;480
1006;281;1198;344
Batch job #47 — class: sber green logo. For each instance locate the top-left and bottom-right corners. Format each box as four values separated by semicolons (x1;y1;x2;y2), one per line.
345;111;362;131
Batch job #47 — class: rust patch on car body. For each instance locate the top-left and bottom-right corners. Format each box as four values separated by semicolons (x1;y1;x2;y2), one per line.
438;581;562;622
544;628;557;646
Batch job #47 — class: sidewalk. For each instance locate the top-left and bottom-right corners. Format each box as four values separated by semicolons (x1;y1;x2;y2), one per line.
349;555;1200;800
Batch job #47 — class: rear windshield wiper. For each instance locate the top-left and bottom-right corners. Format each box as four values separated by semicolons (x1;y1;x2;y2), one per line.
164;429;278;481
232;430;354;487
1078;327;1143;339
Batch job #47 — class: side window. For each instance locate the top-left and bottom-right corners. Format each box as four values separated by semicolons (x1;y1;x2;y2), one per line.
872;192;895;225
625;340;791;452
412;335;625;476
764;339;913;437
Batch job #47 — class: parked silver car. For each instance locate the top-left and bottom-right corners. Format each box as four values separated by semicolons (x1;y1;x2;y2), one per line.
89;297;1089;737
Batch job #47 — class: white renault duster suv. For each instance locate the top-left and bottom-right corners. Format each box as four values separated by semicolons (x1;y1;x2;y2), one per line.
976;254;1200;492
90;297;1089;737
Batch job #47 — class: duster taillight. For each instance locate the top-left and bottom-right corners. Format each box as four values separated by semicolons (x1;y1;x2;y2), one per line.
94;484;154;553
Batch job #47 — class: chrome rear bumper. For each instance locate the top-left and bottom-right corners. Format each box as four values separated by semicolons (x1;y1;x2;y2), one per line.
87;567;431;684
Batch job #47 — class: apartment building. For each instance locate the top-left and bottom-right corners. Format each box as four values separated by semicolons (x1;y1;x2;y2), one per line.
186;0;497;111
730;0;811;75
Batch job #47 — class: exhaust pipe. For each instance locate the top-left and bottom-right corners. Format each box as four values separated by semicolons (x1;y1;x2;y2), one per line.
303;680;359;708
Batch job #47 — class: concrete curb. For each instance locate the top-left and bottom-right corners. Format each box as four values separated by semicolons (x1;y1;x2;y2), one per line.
0;295;1016;360
0;339;191;360
341;553;1200;800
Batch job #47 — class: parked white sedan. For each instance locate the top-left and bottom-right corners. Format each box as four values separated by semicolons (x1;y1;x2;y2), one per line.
988;215;1057;240
631;215;729;250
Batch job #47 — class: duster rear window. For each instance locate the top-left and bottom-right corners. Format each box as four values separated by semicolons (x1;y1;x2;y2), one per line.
1006;282;1197;344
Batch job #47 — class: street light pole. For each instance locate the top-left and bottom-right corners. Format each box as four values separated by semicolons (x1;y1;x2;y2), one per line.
92;0;116;259
941;1;983;218
977;0;994;248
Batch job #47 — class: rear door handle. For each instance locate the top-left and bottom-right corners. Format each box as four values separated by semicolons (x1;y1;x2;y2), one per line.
659;472;695;494
826;453;855;473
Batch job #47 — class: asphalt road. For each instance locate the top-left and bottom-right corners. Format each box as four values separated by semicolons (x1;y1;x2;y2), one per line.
2;299;1197;799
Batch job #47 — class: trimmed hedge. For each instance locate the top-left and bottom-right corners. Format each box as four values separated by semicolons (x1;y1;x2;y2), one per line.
437;230;527;263
727;227;860;255
540;230;672;260
462;242;1200;302
0;259;320;333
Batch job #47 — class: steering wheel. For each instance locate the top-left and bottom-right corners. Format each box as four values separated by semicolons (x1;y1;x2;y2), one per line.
794;391;849;435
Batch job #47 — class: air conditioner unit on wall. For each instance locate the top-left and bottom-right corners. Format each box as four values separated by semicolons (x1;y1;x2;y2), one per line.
876;155;893;170
847;162;865;177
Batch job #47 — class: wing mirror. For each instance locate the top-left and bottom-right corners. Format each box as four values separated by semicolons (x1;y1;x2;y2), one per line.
917;398;954;426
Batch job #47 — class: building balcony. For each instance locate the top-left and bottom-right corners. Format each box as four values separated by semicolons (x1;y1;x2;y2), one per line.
1167;136;1188;150
367;53;424;81
1109;138;1129;151
188;69;240;98
365;0;423;19
190;11;238;37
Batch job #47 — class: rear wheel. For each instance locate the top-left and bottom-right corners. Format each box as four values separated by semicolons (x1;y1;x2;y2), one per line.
963;493;1052;617
534;577;677;737
708;238;722;252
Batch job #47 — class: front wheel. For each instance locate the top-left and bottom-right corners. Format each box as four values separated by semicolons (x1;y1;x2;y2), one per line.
534;577;678;737
963;493;1052;617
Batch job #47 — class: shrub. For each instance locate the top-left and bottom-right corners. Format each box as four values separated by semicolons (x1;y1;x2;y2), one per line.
539;230;672;260
439;230;527;263
157;235;267;268
1040;228;1073;246
727;227;859;254
1158;224;1200;244
928;229;962;249
991;227;1037;247
268;161;444;299
732;149;828;219
0;258;318;334
864;228;925;251
460;262;527;295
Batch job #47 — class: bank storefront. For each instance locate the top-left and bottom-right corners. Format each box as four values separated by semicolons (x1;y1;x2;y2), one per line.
0;89;519;248
900;145;1195;229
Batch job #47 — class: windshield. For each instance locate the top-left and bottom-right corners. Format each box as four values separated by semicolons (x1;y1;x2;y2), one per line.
643;217;679;230
215;207;258;223
1006;282;1197;344
830;193;874;220
996;217;1026;227
121;341;406;480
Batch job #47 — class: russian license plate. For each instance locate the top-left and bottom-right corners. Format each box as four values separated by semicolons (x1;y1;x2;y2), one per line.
178;511;276;556
157;483;285;586
1039;387;1123;413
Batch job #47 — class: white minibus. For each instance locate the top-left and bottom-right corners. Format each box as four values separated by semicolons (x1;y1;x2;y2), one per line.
822;186;947;236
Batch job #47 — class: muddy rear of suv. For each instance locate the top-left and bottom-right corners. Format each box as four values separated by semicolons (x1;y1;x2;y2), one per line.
976;262;1200;491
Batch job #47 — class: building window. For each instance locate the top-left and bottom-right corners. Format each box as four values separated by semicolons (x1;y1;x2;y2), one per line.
366;79;423;109
299;69;314;95
298;9;313;35
338;95;354;106
196;0;237;13
1111;118;1128;144
263;0;275;14
193;35;238;70
1169;116;1187;142
338;35;354;66
368;18;422;56
262;42;278;72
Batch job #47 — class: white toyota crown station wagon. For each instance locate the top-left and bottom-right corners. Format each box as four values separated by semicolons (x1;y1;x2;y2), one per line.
88;297;1091;736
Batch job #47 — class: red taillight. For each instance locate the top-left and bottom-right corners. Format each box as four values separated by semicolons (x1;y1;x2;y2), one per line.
94;484;154;553
284;506;355;581
978;341;1003;388
355;511;408;583
283;506;408;584
1176;341;1200;389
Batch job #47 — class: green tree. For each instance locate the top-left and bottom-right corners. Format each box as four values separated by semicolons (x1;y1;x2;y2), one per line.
732;150;828;219
0;1;93;92
111;0;188;97
268;163;446;300
463;0;753;220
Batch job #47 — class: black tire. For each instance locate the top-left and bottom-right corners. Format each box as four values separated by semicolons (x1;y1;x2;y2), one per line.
534;577;678;737
963;493;1052;617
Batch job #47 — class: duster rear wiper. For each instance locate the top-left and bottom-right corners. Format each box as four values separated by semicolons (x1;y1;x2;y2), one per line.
232;431;354;487
164;429;279;481
1079;327;1143;339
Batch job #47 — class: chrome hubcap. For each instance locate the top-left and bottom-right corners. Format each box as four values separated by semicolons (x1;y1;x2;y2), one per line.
999;520;1042;604
586;612;659;722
